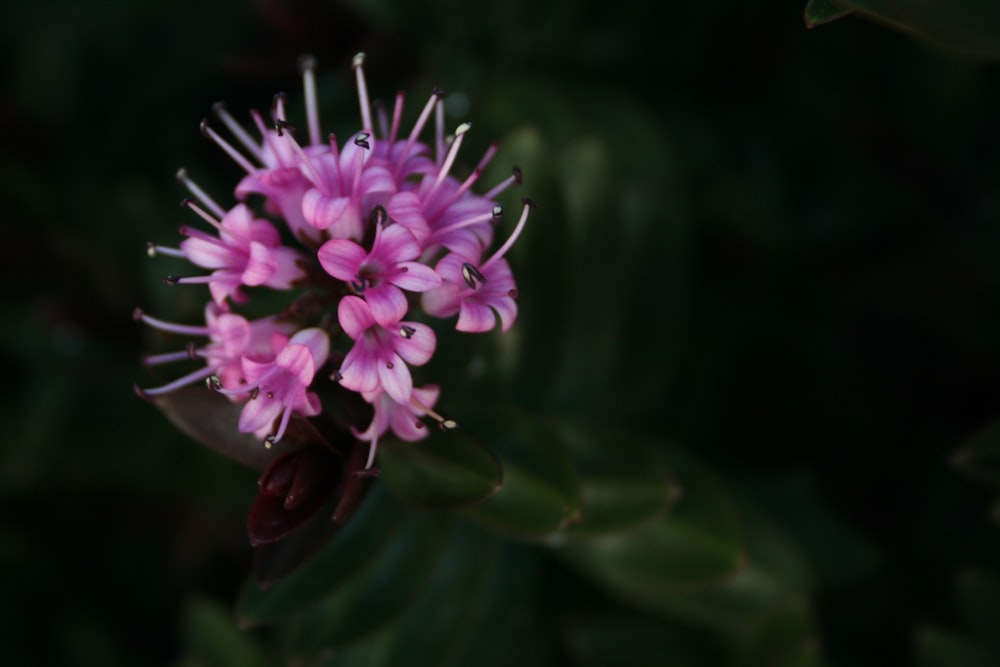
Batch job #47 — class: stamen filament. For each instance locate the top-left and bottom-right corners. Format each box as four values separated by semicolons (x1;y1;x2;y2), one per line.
365;434;379;469
144;349;204;366
176;169;226;218
396;91;441;177
481;200;531;272
136;310;211;336
201;120;258;174
352;52;373;133
213;102;265;162
299;54;321;146
142;366;215;396
483;165;523;200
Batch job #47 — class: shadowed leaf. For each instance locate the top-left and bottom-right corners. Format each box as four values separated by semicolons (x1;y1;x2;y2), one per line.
804;0;854;28
378;427;502;510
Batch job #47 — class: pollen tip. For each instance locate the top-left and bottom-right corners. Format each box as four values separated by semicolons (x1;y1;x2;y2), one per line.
512;165;523;184
132;307;145;321
492;205;504;221
206;375;222;391
432;86;447;97
211;101;226;115
133;383;153;402
145;242;157;257
162;275;180;286
199;118;210;137
455;121;472;135
298;54;317;73
264;434;276;449
330;369;344;382
352;52;366;69
440;419;459;431
175;167;188;181
521;196;536;209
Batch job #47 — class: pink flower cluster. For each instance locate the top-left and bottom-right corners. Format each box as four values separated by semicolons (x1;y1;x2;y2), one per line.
137;54;531;470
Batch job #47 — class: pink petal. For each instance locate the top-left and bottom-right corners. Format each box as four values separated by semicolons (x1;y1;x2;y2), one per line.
275;343;317;387
387;191;431;244
364;285;408;327
302;189;358;235
339;340;379;393
456;301;498;332
242;241;278;286
318;239;367;281
394;322;436;366
378;354;413;404
421;283;461;318
180;237;236;270
266;247;307;288
375;224;420;264
287;328;330;367
391;262;442;292
214;313;252;356
239;395;283;434
337;296;376;340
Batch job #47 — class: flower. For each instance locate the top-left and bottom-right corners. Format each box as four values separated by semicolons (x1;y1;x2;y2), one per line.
138;53;531;480
211;327;329;445
335;295;436;404
317;213;442;325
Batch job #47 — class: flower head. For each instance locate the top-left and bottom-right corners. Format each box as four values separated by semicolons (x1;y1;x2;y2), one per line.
138;53;531;483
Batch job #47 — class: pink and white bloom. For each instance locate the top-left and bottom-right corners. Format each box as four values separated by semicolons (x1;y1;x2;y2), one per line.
212;328;330;444
156;203;305;304
317;219;442;325
422;200;531;332
354;384;442;468
336;296;436;404
135;303;292;397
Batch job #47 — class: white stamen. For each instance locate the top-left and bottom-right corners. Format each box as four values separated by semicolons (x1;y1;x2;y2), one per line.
213;103;265;162
352;52;374;134
147;243;186;258
201;120;257;174
481;200;532;272
299;55;321;146
176;169;225;218
137;311;210;337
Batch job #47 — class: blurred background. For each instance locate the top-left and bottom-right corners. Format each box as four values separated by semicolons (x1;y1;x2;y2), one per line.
5;1;1000;665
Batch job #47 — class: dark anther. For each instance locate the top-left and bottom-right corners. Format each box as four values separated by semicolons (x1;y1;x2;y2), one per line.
386;361;394;369
350;277;368;293
492;205;504;221
274;118;295;136
415;420;426;430
354;468;382;478
369;204;387;226
132;307;144;321
508;288;519;298
461;262;487;289
298;54;317;73
199;118;211;137
512;166;523;184
432;86;447;97
133;383;152;401
211;101;226;116
331;369;344;382
354;132;371;150
185;341;198;359
162;275;180;286
179;197;194;208
521;196;536;209
400;325;416;339
248;387;260;400
206;375;222;391
399;266;409;272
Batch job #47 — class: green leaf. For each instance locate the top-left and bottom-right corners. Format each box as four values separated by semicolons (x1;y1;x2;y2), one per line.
551;419;679;538
831;0;1000;58
565;613;725;667
952;418;1000;485
237;484;402;625
289;511;453;660
917;627;992;667
804;0;854;28
180;597;266;667
553;448;745;613
460;404;582;537
958;570;1000;658
153;386;309;470
377;427;502;510
736;597;820;667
